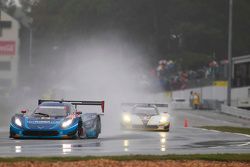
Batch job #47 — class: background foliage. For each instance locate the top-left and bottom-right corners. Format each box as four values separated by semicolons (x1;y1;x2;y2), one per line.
2;0;250;69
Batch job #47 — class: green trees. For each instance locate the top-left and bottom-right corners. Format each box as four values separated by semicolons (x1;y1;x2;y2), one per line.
19;0;250;69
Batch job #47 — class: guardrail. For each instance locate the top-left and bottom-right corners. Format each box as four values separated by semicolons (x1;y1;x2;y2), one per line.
221;104;250;119
201;99;224;110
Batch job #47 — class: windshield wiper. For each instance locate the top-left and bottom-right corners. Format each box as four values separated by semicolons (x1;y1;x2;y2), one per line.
34;112;50;117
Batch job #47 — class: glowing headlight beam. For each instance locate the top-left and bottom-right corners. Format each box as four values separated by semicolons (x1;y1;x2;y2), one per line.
62;119;73;128
15;118;22;127
160;116;168;123
123;114;131;123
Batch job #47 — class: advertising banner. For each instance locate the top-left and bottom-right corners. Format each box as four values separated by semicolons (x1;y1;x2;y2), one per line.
0;41;15;55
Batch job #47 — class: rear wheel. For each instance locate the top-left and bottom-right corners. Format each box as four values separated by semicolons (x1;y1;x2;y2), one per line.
97;117;101;133
92;133;99;139
93;118;101;139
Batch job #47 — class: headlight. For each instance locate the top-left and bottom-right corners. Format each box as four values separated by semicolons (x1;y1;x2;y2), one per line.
62;119;73;128
123;114;131;123
15;117;22;127
160;116;169;123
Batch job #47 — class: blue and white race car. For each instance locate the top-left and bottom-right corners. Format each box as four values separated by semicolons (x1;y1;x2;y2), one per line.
9;100;105;139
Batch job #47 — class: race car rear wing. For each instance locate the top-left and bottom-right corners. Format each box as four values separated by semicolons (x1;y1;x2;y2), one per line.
38;99;105;113
121;102;168;108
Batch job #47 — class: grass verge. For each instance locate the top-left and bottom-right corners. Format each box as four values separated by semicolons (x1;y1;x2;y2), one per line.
0;154;250;162
199;126;250;135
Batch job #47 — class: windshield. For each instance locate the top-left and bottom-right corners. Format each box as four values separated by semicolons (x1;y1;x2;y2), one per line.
33;106;69;117
132;107;158;115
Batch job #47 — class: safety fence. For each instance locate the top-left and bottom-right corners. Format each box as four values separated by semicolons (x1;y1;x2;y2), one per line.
221;104;250;119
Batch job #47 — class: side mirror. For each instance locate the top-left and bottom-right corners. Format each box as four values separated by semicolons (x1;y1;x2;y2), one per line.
21;109;27;114
76;111;82;115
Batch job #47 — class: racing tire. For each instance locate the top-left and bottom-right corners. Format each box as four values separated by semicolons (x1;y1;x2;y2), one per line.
165;124;170;132
97;117;101;134
9;131;15;138
92;118;101;139
77;121;86;139
92;133;99;139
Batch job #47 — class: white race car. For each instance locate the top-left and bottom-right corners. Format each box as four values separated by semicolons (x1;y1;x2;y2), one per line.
121;103;170;132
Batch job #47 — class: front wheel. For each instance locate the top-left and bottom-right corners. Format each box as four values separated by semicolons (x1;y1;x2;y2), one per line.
77;121;86;139
9;131;15;138
164;124;170;132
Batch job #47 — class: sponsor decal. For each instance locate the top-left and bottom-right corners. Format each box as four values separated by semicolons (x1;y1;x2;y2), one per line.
27;120;60;124
0;41;16;55
213;81;228;87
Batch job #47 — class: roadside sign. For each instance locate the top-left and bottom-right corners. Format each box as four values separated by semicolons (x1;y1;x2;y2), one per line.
0;41;15;55
213;81;228;87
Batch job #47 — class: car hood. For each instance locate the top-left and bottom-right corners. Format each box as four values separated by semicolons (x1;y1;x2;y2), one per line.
134;113;157;125
25;117;64;130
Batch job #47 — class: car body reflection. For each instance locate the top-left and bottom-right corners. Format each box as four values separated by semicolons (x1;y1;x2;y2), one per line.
123;140;129;151
62;144;72;154
159;132;168;152
15;146;22;153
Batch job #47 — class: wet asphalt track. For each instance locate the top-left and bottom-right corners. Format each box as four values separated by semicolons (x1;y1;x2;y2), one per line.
0;108;250;157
